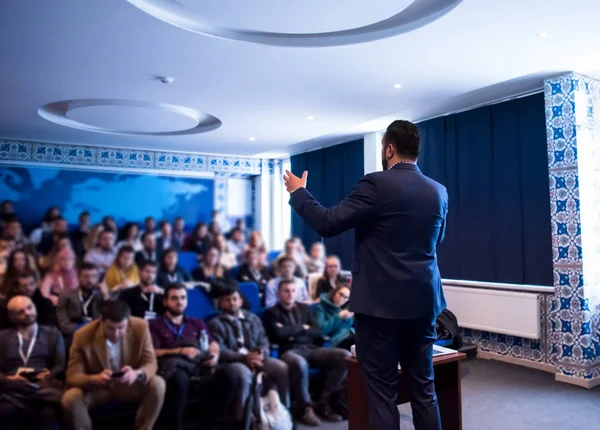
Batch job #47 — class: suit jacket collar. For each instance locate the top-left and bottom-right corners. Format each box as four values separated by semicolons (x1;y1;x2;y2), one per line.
390;162;420;172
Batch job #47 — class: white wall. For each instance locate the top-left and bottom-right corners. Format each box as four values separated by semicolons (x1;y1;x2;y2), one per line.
364;131;383;174
227;177;252;219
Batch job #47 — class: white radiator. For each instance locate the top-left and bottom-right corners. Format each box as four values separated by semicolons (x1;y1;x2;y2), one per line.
442;284;541;339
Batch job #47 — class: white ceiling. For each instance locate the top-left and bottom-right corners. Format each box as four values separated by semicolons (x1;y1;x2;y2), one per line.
1;0;599;157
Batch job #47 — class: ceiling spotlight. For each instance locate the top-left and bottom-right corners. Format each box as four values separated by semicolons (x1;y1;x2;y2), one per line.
249;137;256;141
538;32;548;38
393;84;402;89
307;116;314;120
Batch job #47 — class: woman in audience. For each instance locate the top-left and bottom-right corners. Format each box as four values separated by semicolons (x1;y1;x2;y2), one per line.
246;231;268;265
156;247;192;287
103;244;139;292
208;221;222;240
83;223;104;253
117;222;142;251
0;249;39;298
38;234;73;272
40;247;79;306
306;242;326;274
191;247;229;283
28;206;61;245
213;234;237;269
236;248;272;304
183;222;212;254
312;284;355;350
316;255;345;298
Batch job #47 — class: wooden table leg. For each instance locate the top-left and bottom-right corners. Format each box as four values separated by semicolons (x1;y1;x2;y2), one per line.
347;361;370;430
434;361;462;430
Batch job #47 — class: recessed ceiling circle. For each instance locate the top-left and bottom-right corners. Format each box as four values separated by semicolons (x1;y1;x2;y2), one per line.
38;99;222;136
126;0;463;47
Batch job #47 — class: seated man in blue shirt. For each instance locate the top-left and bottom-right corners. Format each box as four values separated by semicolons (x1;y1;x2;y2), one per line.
0;295;65;430
149;283;248;430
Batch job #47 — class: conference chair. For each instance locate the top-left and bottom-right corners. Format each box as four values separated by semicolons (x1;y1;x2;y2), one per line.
178;251;199;273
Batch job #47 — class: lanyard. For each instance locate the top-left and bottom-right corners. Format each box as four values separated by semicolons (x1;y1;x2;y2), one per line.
79;290;95;317
163;317;184;340
140;292;155;312
17;324;38;367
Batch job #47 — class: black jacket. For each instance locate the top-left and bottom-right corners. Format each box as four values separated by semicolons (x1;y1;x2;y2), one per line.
262;303;321;353
208;310;270;362
156;267;191;287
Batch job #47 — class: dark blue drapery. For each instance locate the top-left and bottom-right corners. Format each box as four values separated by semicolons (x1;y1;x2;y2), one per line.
418;93;553;286
290;139;364;269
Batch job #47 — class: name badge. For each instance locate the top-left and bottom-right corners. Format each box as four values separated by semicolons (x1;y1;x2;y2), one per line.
144;311;157;321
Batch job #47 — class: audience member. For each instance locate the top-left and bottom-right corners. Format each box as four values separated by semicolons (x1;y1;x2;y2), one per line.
103;245;139;293
156;248;191;287
157;220;179;253
61;300;166;430
40;248;79;306
263;280;350;425
227;218;247;240
150;283;242;429
70;211;91;257
183;222;212;254
209;288;289;405
1;214;29;250
208;221;222;241
135;232;158;268
1;269;56;328
172;216;186;249
101;216;118;234
214;234;237;269
191;247;230;283
0;199;14;219
82;223;103;254
236;248;271;305
0;295;65;430
29;207;61;246
116;222;142;252
265;257;310;307
0;238;12;286
227;227;246;259
315;256;345;298
83;230;116;274
275;239;307;278
306;242;326;275
38;234;72;272
119;261;164;319
142;216;157;238
312;284;354;350
246;231;268;265
38;216;69;256
56;263;104;346
0;249;40;298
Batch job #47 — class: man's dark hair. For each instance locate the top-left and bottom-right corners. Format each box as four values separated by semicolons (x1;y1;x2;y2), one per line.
79;262;98;272
100;300;131;322
174;216;184;222
278;279;296;291
278;256;296;268
117;244;135;257
0;200;12;208
164;282;186;299
140;260;157;271
384;120;421;160
141;232;154;243
99;229;114;238
145;216;155;223
79;211;90;218
231;227;242;235
3;214;20;224
159;220;170;229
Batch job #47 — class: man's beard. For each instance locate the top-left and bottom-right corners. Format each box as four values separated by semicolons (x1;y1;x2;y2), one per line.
81;283;96;293
141;279;153;287
382;157;389;170
17;314;36;327
167;307;183;316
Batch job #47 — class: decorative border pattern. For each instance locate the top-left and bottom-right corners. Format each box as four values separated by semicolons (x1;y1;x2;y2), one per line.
544;73;600;380
0;139;262;177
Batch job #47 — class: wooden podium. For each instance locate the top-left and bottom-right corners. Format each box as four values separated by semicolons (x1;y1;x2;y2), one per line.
347;352;466;430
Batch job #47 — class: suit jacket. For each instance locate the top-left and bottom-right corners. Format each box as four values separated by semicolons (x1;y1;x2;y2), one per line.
135;250;157;268
56;289;103;337
290;163;448;320
65;317;157;389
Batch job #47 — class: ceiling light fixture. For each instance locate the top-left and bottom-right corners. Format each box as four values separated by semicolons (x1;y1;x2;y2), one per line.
538;32;548;38
393;84;403;89
307;116;314;120
249;137;256;141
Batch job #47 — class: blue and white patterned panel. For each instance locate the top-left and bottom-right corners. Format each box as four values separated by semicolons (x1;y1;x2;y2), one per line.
545;72;600;380
0;139;262;177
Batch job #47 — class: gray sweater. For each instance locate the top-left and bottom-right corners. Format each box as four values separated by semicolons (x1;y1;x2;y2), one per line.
208;310;270;363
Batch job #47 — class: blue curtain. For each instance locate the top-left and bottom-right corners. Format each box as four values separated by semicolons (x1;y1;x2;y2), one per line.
418;93;553;286
290;139;364;269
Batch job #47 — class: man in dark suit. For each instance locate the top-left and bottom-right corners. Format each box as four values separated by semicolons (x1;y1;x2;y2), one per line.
284;120;448;430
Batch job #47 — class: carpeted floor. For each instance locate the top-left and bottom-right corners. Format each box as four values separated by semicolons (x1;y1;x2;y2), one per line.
298;358;600;430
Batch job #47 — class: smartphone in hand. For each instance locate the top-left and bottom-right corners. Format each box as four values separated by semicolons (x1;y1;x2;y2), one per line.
111;371;125;378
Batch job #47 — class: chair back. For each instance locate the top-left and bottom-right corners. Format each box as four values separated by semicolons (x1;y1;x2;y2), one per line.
178;252;198;273
238;281;261;313
186;287;216;320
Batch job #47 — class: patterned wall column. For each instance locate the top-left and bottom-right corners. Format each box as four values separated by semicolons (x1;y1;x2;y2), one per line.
544;72;600;387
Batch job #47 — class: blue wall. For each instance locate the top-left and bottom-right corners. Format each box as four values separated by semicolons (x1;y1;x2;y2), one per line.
0;165;214;230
